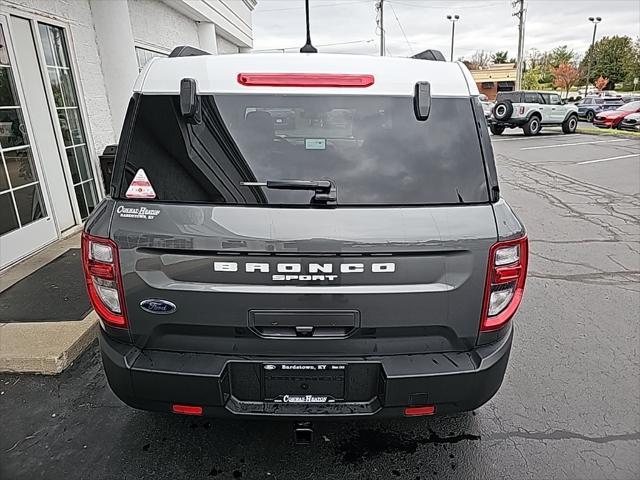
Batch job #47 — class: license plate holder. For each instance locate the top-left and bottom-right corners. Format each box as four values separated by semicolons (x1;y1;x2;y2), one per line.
263;364;346;403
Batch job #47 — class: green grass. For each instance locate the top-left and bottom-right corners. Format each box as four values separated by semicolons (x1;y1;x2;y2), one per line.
577;127;640;138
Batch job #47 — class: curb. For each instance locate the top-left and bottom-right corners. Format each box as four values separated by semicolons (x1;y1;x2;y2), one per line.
0;312;98;375
576;127;640;138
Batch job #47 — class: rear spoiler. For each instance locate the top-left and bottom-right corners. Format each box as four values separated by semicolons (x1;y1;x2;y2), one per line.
169;45;211;58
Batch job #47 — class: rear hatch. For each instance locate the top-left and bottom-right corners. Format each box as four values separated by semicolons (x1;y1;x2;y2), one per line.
110;90;496;356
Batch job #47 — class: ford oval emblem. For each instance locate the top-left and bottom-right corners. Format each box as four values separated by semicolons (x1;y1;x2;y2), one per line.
140;299;177;315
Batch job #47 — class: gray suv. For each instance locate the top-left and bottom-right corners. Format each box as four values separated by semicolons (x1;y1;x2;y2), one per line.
82;49;528;424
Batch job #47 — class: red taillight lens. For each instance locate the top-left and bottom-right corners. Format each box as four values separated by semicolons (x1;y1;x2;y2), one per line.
480;236;528;332
81;232;128;328
404;405;436;416
172;404;203;416
237;73;375;88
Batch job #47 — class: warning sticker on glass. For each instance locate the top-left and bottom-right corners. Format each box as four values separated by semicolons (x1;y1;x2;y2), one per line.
126;169;156;199
305;138;326;150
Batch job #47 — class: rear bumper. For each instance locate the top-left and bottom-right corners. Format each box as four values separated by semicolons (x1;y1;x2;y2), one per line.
488;118;527;127
100;326;513;418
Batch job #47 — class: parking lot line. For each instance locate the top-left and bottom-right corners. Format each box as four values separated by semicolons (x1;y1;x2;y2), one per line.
520;139;629;150
575;153;640;165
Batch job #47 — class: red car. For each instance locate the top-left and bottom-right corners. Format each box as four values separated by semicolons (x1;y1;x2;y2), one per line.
593;101;640;128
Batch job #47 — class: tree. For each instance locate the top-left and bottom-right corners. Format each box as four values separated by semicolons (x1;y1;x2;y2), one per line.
492;51;509;64
522;66;543;90
552;64;581;96
464;50;491;70
594;76;609;91
549;46;575;68
580;36;639;87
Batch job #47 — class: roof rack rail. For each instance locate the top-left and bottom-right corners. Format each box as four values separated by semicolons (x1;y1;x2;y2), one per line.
411;49;446;62
169;45;211;58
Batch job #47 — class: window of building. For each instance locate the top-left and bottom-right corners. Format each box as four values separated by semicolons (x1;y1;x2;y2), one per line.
0;24;47;236
38;23;98;220
135;47;167;70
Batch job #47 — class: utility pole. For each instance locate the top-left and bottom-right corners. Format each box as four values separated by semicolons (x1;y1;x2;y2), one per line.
377;0;385;56
513;0;526;90
584;17;602;97
447;15;460;62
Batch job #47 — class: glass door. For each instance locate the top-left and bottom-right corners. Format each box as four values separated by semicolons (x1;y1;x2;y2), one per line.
0;18;57;269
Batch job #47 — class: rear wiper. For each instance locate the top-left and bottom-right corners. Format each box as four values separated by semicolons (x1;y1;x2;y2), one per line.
241;179;337;204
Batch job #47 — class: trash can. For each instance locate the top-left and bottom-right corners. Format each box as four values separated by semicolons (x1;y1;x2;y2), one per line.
99;144;117;194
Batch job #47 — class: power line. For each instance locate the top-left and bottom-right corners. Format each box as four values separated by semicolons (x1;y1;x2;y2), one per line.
252;39;375;53
390;1;503;10
258;0;369;13
389;2;414;55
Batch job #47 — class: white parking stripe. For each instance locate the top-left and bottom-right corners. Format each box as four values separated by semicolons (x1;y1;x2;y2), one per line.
575;154;640;165
492;135;569;143
520;139;629;150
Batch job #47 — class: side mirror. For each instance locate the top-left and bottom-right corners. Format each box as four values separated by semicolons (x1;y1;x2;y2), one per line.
414;81;431;121
180;78;201;124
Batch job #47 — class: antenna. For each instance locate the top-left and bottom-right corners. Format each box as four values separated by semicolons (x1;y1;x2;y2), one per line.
300;0;318;53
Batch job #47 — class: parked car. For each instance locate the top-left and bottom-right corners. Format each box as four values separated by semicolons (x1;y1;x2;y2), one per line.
489;90;578;136
621;94;640;104
479;93;493;118
587;91;622;99
82;48;527;426
593;101;640;129
577;97;624;122
618;112;640;132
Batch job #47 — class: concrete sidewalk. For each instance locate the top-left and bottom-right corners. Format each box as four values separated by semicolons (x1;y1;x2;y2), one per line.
0;233;98;375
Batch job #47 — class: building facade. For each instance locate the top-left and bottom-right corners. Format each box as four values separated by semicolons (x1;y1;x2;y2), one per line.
0;0;256;269
469;63;516;100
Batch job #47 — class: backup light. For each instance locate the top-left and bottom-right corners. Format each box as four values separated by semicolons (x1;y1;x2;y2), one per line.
480;237;528;331
81;233;128;328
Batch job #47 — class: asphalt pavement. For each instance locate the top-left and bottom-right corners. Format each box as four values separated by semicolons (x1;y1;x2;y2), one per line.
1;131;639;480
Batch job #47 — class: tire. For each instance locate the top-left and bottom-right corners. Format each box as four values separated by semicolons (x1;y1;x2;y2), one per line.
562;114;578;134
489;124;506;135
522;116;541;136
493;101;514;120
585;110;595;122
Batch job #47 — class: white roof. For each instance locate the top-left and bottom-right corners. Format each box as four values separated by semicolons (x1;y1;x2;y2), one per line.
134;53;478;97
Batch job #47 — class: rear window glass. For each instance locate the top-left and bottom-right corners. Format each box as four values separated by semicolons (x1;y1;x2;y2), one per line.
118;95;489;206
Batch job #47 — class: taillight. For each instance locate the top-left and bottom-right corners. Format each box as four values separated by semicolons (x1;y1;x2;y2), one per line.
518;106;526;115
237;73;375;88
480;236;528;331
81;232;128;328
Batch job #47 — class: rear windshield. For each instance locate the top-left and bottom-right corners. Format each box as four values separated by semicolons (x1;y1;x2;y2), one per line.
118;94;489;206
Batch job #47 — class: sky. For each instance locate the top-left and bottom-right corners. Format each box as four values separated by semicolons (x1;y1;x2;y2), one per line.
251;0;640;61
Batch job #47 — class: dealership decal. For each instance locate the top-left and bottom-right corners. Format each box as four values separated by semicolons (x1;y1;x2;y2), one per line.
117;205;160;220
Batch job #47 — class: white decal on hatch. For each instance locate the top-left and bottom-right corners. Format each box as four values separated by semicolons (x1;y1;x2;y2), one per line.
116;205;160;220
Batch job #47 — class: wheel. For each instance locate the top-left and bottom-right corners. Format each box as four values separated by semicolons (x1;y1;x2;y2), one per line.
493;100;514;120
562;114;578;134
490;124;506;135
522;116;541;136
585;110;595;122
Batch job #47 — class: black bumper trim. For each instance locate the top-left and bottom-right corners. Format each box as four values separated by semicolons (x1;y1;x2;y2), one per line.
99;326;513;418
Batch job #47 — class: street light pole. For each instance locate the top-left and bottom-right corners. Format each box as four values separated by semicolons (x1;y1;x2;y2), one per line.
584;16;602;97
446;14;460;62
377;0;385;56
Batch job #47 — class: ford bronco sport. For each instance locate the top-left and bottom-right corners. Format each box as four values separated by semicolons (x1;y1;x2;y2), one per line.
82;49;528;422
489;90;579;136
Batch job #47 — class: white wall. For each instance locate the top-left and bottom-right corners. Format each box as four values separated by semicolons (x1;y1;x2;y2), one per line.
216;34;240;54
3;0;115;157
128;0;200;53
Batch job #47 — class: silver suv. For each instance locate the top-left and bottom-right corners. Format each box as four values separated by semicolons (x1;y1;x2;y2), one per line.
489;91;579;136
